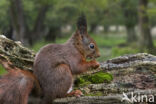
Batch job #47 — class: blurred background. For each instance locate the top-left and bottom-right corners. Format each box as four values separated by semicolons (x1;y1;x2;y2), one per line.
0;0;156;64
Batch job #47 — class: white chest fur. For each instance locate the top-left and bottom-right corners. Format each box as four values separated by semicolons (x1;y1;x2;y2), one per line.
67;85;73;93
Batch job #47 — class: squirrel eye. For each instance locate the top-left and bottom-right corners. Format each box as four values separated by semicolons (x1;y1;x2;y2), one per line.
89;43;94;49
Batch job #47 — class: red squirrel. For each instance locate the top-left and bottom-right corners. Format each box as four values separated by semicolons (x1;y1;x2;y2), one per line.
0;69;41;104
33;14;100;104
0;14;100;104
0;56;41;104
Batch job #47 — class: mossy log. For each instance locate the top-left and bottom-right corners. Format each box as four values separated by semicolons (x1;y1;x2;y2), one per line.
0;35;156;104
0;35;35;71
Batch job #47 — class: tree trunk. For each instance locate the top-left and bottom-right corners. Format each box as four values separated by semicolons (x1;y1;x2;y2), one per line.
3;25;13;39
138;0;154;53
9;0;29;46
30;5;49;45
120;0;138;43
45;26;60;42
90;23;97;33
9;0;49;46
126;26;137;43
103;25;109;34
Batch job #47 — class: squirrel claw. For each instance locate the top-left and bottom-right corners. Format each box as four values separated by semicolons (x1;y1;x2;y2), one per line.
67;90;83;97
73;90;83;97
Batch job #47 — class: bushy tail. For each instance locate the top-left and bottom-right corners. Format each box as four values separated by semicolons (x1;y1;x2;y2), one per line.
0;70;37;104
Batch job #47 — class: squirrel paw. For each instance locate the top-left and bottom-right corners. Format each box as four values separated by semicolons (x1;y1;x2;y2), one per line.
72;90;83;97
90;60;100;69
67;90;83;97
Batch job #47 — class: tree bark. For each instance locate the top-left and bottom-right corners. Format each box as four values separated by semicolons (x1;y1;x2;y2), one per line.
120;0;137;43
138;0;154;53
90;23;97;33
120;0;138;43
0;35;155;104
103;25;109;34
30;5;49;45
126;26;137;43
54;89;156;104
45;26;59;42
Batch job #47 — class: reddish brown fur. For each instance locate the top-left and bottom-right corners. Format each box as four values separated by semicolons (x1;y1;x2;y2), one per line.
0;70;38;104
33;16;100;104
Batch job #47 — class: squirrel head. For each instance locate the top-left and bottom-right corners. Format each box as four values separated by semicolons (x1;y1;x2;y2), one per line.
74;14;100;59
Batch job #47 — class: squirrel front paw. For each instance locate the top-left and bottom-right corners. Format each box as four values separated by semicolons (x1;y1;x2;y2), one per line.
66;90;83;97
72;90;83;97
90;60;100;69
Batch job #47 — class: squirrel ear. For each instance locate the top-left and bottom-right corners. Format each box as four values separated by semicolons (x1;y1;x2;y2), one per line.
76;14;87;35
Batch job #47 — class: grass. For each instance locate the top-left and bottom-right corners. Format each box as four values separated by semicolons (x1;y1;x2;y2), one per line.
90;33;126;47
112;46;140;57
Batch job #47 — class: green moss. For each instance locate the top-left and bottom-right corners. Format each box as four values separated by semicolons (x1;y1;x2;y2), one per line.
94;91;103;96
85;93;95;96
75;72;113;87
75;77;91;87
85;91;103;96
77;77;85;84
0;64;8;75
88;72;113;84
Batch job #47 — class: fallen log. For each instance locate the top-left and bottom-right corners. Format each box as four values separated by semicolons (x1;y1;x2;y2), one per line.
54;89;156;104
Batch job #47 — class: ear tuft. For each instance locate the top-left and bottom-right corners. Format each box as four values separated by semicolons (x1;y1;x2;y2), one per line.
76;14;87;34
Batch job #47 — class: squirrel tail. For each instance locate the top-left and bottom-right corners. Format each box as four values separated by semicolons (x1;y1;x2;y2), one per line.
0;70;39;104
